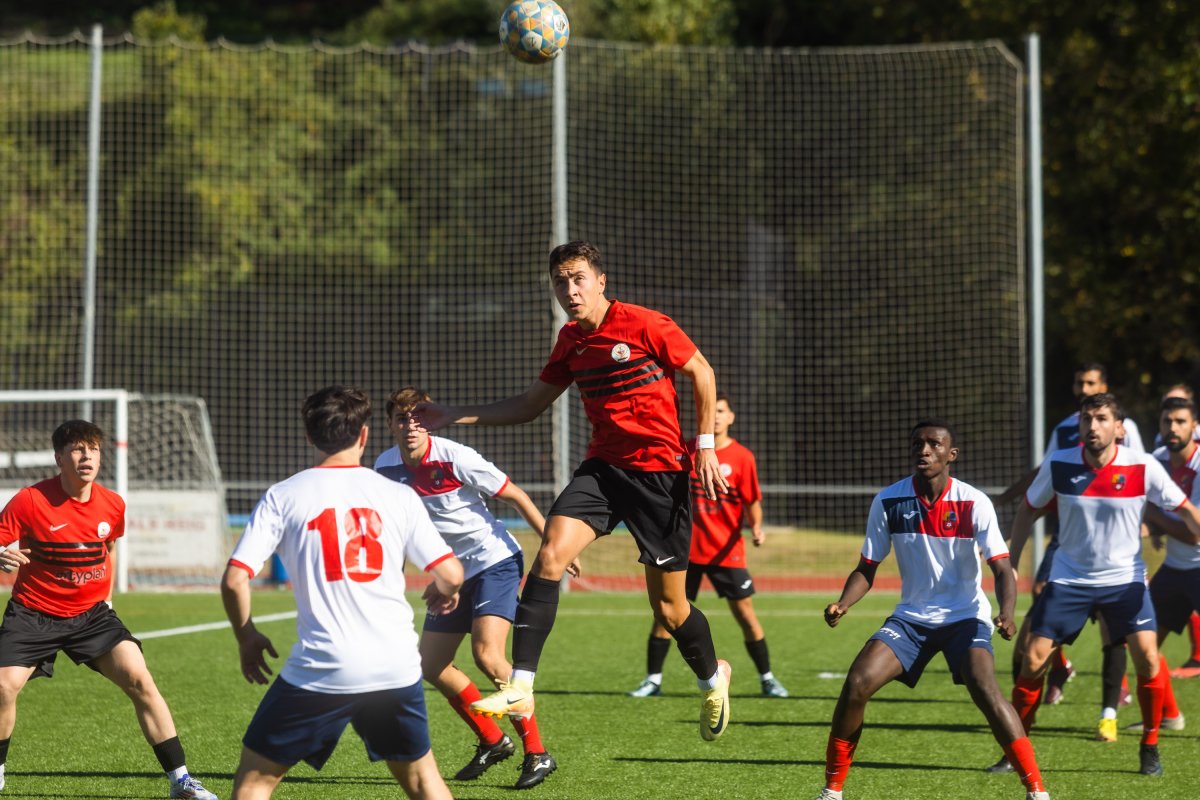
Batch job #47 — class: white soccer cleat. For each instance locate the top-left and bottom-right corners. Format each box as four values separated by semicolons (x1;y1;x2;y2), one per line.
1125;712;1184;733
628;678;662;697
699;659;731;741
815;789;843;800
471;677;535;719
1026;792;1050;800
169;775;218;800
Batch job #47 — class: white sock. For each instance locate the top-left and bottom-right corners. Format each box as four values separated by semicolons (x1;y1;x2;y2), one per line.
646;673;662;685
760;671;775;682
1101;707;1117;720
168;766;188;782
698;669;721;691
512;669;536;687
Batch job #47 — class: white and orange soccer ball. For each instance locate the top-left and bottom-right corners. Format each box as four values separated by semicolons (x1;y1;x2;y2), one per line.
499;0;570;64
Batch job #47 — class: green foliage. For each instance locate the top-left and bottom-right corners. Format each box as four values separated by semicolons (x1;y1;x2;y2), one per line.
571;0;737;45
130;1;205;43
339;0;496;46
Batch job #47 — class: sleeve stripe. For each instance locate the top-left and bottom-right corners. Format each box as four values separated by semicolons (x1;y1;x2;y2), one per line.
424;551;455;572
861;556;880;566
228;559;256;578
491;477;512;498
986;552;1010;563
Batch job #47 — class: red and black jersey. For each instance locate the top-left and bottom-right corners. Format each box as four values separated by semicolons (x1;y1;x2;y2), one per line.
690;439;762;566
540;300;697;472
0;478;125;617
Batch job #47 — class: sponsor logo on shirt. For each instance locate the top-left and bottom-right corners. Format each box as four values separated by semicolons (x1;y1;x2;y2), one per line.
611;343;631;362
53;565;107;585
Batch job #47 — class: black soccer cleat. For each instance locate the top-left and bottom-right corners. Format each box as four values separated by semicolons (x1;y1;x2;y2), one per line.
1138;743;1163;777
453;734;515;781
984;755;1014;774
515;751;557;789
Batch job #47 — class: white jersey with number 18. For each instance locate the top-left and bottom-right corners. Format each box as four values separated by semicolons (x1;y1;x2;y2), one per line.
230;465;453;694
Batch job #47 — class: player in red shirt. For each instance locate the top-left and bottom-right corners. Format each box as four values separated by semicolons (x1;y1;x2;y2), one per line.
628;393;788;699
0;420;217;799
413;240;734;743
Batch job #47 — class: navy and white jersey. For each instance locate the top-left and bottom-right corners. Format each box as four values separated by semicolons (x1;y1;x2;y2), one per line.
1047;412;1144;455
1027;446;1187;587
1152;444;1200;570
863;477;1008;628
375;437;521;580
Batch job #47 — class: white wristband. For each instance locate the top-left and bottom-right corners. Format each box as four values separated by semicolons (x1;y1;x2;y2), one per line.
696;434;715;450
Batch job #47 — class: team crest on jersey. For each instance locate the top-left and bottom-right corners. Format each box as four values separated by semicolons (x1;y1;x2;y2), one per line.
942;510;957;530
428;467;445;488
719;463;732;478
1111;473;1127;491
611;343;631;362
97;521;112;539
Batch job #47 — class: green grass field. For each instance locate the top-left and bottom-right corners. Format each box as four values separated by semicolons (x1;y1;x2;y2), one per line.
5;590;1199;799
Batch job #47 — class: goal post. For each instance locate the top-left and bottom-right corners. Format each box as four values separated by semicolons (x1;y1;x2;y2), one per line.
0;389;227;593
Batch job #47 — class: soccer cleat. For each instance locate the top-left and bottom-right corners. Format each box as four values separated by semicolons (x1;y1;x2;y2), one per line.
761;676;789;698
1138;743;1163;777
1125;712;1184;733
514;751;557;789
984;755;1014;773
1044;659;1075;705
453;735;515;781
1169;659;1200;679
1095;717;1118;742
471;678;535;719
699;659;732;741
168;775;219;800
628;678;662;697
1026;793;1051;800
815;789;843;800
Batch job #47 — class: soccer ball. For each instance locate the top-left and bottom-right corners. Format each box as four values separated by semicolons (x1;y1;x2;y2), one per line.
499;0;570;64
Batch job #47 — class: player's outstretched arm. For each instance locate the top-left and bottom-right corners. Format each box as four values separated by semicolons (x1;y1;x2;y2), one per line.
678;350;729;500
988;556;1018;640
220;564;279;685
824;556;878;628
412;380;565;431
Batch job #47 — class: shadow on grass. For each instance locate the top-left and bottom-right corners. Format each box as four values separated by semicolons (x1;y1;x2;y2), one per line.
614;756;982;772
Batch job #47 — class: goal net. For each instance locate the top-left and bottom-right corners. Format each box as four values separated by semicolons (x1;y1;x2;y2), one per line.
0;390;228;591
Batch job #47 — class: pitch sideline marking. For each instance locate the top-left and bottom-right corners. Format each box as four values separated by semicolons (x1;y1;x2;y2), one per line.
134;610;297;640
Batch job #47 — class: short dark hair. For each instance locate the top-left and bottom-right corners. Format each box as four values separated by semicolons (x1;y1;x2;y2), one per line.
1076;361;1108;382
1163;382;1195;401
302;385;371;455
1161;396;1197;418
910;418;956;446
1080;392;1123;420
716;391;733;411
386;386;432;418
52;420;104;452
548;240;604;275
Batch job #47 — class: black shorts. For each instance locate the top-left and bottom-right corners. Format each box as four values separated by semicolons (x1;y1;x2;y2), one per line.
1149;565;1200;634
686;563;756;600
548;458;691;572
0;599;140;679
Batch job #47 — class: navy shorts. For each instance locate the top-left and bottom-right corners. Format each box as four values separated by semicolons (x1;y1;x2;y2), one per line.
1027;581;1156;645
549;458;692;572
422;553;523;634
0;600;140;680
243;677;431;770
685;564;755;600
1149;565;1200;635
868;615;994;688
1034;536;1059;586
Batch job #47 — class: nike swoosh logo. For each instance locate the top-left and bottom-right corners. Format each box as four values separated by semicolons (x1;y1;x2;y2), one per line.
708;702;725;735
475;600;493;610
1136;618;1152;625
49;523;68;531
973;638;990;643
655;555;675;565
574;346;586;355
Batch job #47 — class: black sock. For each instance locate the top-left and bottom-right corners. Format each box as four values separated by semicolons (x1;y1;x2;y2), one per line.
1011;646;1022;685
745;638;771;675
0;736;9;767
667;604;718;681
151;736;186;774
647;636;671;675
511;575;560;672
1101;643;1128;709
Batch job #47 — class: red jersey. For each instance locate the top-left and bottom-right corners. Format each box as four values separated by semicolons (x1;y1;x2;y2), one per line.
0;477;125;617
540;300;697;472
689;439;762;566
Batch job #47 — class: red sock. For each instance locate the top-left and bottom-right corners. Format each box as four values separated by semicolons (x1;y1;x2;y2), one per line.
1189;613;1200;661
823;735;857;791
449;685;504;744
1121;671;1130;697
1159;655;1180;720
1001;736;1045;793
1052;647;1069;670
509;713;545;754
1011;674;1044;734
1136;669;1166;746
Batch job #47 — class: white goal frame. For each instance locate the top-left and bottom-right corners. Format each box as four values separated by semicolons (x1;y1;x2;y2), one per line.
0;389;131;592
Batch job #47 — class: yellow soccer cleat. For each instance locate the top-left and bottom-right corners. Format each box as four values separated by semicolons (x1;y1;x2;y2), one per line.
471;677;535;719
1095;717;1118;742
700;659;732;741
